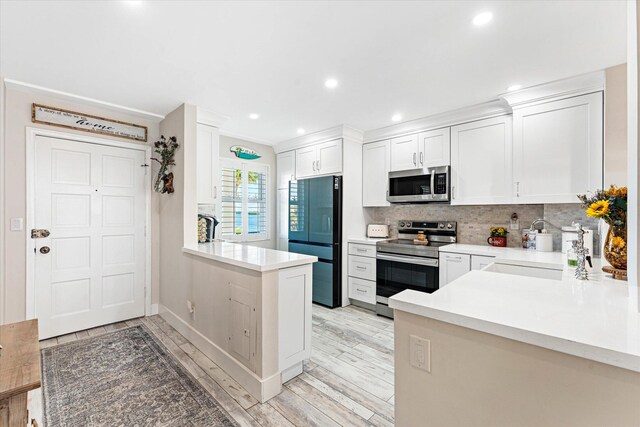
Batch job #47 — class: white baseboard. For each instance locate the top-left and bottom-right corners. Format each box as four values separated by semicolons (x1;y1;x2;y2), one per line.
150;304;159;315
158;304;282;402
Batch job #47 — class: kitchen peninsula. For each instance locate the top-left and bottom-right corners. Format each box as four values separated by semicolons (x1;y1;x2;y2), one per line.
390;255;640;426
161;240;317;403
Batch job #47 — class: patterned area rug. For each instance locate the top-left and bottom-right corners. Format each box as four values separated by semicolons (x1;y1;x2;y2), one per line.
41;324;238;426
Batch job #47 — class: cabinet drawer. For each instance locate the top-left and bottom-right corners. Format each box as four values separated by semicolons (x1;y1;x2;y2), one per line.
471;255;495;270
348;277;376;305
348;243;377;258
348;255;376;281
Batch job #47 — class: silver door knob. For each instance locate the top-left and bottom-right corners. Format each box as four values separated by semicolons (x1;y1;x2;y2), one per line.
40;246;50;254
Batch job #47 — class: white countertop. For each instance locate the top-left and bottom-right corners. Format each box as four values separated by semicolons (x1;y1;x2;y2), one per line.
441;243;570;269
183;242;317;272
390;253;640;373
347;236;388;245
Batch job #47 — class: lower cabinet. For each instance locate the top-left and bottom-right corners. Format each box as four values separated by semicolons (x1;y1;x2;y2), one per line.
228;284;257;371
278;265;313;372
439;253;471;286
347;242;377;306
471;255;495;271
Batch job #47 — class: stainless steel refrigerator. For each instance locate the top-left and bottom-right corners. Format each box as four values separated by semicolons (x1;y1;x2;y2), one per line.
288;176;342;308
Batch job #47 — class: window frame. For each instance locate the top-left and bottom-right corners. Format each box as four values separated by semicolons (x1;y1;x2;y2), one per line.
219;158;270;242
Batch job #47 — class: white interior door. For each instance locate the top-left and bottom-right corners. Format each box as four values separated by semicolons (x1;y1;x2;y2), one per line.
34;135;147;339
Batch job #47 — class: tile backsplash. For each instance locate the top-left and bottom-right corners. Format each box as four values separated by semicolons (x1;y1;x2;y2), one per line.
368;203;600;255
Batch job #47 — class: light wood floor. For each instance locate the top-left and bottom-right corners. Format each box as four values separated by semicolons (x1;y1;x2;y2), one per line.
38;304;395;426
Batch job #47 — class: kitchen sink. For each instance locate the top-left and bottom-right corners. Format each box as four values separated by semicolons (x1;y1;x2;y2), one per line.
482;262;564;281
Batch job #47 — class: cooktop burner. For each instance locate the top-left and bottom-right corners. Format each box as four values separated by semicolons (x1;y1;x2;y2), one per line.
376;220;457;258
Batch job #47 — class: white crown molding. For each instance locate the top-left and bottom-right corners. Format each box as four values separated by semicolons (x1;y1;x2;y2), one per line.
500;70;605;108
219;129;274;146
274;124;363;153
196;107;230;128
3;78;165;122
363;99;511;143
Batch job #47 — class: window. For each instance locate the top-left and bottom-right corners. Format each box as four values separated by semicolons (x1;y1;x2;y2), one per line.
220;159;269;241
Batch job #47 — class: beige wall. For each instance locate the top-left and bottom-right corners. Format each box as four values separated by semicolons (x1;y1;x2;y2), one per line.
394;311;640;427
218;134;277;249
1;87;161;324
605;63;628;186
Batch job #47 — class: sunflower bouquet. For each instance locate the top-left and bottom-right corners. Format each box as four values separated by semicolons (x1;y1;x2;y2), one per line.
578;186;627;269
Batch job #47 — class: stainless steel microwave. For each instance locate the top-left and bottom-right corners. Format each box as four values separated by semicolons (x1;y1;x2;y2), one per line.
387;166;450;203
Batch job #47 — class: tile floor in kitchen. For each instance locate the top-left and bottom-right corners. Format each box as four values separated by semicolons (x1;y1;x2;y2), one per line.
38;304;395;426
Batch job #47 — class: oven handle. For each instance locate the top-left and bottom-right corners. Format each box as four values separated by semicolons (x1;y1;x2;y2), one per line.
376;253;439;267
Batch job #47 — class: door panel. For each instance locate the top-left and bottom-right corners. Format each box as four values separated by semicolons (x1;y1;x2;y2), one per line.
308;176;334;244
316;139;342;175
35;135;146;339
295;146;317;179
362;140;390;207
390;134;419;171
420;127;451;168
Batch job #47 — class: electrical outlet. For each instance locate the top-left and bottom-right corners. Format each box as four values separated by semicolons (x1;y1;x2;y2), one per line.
410;335;431;372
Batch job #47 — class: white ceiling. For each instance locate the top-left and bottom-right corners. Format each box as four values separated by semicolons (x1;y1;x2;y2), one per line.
0;1;627;144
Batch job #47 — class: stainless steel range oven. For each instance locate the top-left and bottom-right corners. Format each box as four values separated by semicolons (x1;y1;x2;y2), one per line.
375;220;456;318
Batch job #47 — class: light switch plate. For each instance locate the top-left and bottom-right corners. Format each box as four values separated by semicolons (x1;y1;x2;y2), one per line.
410;335;431;372
10;218;24;231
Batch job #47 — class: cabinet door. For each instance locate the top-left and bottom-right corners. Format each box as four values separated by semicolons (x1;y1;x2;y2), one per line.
439;253;471;286
420;127;450;168
276;188;288;250
277;151;296;190
295;145;317;179
451;115;513;205
513;92;603;203
317;139;343;175
279;265;312;370
362;140;390;207
390;134;420;171
196;124;220;205
471;255;495;271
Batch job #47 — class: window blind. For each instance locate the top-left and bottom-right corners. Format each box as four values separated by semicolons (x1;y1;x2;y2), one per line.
220;160;269;241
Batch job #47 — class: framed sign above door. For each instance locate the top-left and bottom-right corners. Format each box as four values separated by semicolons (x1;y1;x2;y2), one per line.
32;103;148;142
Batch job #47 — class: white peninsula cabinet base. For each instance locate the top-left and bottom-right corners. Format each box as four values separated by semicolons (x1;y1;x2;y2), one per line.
159;243;316;403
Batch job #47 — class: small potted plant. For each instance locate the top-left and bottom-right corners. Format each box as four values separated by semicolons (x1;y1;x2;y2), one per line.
488;227;508;247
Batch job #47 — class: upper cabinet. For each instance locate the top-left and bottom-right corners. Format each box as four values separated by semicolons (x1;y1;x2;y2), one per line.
295;139;343;179
419;127;450;168
451;115;513;205
277;151;296;190
196;123;220;206
512;92;603;203
390;134;420;171
362;140;391;207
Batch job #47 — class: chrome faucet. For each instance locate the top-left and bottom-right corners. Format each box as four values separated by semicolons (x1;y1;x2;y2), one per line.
573;224;589;280
529;218;558;231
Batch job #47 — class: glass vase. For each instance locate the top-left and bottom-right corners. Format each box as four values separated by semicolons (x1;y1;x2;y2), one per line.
603;224;627;270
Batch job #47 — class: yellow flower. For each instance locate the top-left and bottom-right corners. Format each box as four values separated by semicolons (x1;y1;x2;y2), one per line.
586;200;609;218
612;236;626;249
615;187;628;198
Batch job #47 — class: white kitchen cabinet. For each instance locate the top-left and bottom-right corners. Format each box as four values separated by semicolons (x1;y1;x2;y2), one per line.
295;139;343;179
278;265;312;376
512;92;603;203
439;253;471;286
348;277;376;305
390;133;420;171
317;139;343;175
276;188;289;251
196;123;220;206
471;255;495;271
348;255;376;281
295;145;317;179
450;115;513;205
347;241;377;306
362;140;391;207
419;127;450;168
277;151;296;190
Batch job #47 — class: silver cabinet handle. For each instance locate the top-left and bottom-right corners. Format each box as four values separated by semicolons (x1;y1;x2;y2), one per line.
213;185;217;199
312;161;316;171
420;152;424;166
356;288;367;293
377;253;439;267
317;160;321;171
451;186;455;199
447;256;462;261
356;265;367;270
413;152;417;166
515;181;520;197
356;248;367;252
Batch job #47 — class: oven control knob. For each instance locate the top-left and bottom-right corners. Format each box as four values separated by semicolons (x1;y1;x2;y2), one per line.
447;223;453;229
399;222;405;228
438;223;445;229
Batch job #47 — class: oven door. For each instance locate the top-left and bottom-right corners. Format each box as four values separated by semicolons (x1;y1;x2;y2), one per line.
376;253;439;299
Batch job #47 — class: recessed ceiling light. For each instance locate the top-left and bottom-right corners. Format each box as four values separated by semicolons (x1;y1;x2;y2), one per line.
473;11;493;26
507;84;522;91
391;114;402;122
297;128;306;135
249;113;260;120
324;78;338;89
